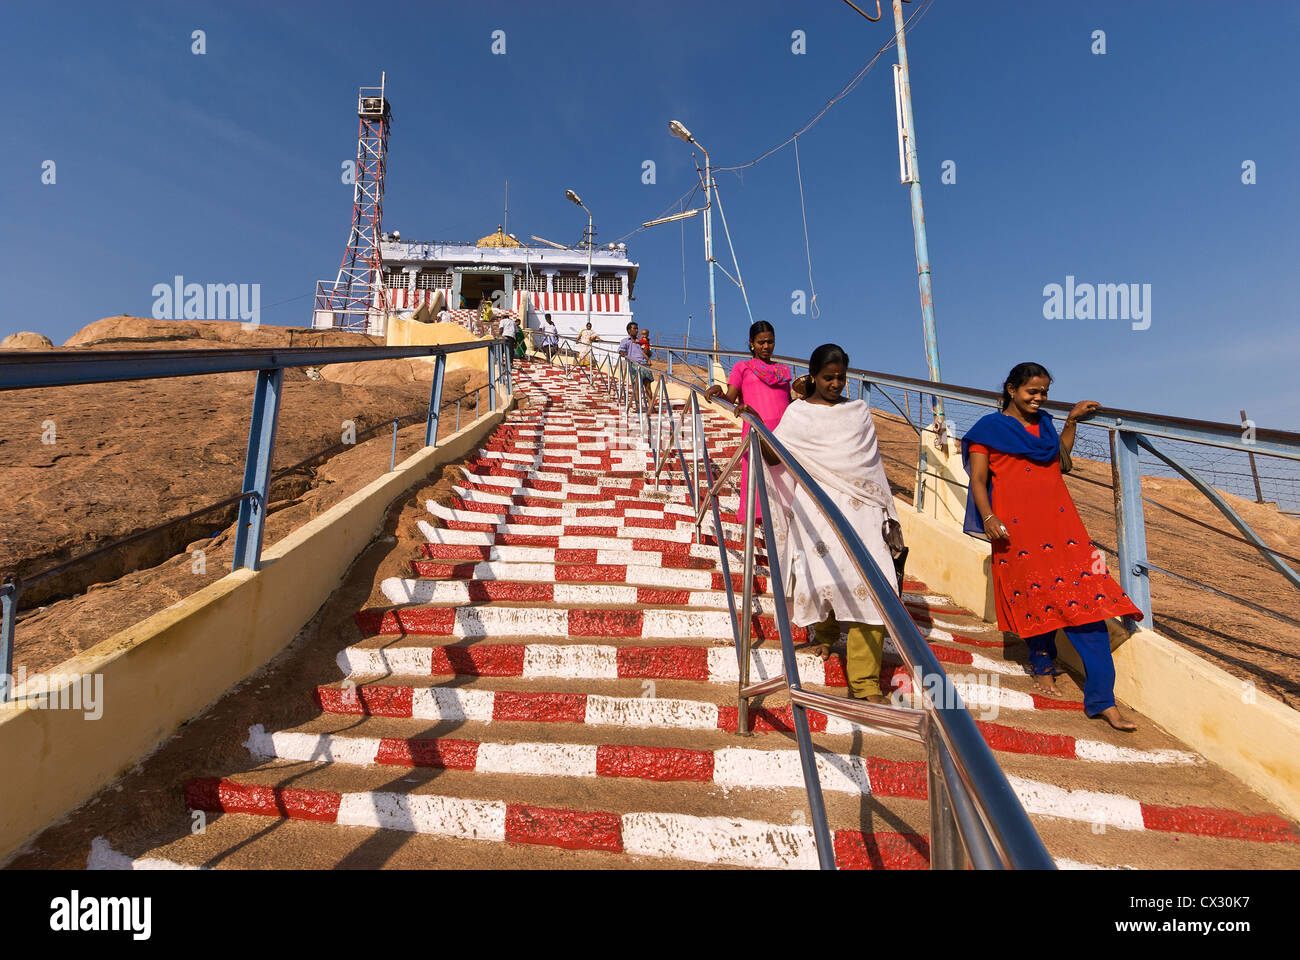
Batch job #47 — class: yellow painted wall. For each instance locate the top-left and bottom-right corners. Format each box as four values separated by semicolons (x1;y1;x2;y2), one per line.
896;497;1300;821
386;312;489;376
0;403;510;862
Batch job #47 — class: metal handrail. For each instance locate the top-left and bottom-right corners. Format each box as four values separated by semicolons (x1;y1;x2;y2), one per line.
0;338;515;703
659;346;1300;624
597;356;1053;870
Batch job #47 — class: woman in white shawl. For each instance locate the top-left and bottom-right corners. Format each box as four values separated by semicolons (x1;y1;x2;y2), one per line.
576;321;598;366
762;344;904;703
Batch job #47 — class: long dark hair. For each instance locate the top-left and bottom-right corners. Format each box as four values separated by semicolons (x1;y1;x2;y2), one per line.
1000;362;1052;411
804;343;850;397
747;320;775;356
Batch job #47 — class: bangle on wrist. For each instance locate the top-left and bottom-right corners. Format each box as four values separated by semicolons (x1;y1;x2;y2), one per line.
983;513;996;522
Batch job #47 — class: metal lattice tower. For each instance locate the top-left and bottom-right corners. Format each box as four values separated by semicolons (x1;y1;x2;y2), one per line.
316;73;392;334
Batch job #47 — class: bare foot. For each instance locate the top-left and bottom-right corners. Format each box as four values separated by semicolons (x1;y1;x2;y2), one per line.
860;693;891;705
1030;674;1064;698
797;642;833;663
1096;706;1138;732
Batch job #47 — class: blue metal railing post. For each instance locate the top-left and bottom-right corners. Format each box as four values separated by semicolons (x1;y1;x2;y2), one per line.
488;344;498;414
751;430;835;869
232;367;285;572
503;341;514;397
1;578;18;703
1111;430;1152;624
425;353;447;447
389;419;398;472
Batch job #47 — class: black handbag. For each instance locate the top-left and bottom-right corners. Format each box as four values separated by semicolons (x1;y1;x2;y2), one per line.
883;519;907;597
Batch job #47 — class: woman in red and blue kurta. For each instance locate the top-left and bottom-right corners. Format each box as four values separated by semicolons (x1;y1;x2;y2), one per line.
962;362;1141;732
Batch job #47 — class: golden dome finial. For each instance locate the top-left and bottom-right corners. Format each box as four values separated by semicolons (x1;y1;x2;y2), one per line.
477;225;521;248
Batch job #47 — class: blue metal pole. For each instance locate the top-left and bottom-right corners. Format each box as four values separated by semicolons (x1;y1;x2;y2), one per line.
232;367;284;572
488;344;498;413
425;353;446;447
389;419;398;472
892;0;944;420
1111;430;1152;624
503;341;514;397
0;579;17;703
751;431;835;869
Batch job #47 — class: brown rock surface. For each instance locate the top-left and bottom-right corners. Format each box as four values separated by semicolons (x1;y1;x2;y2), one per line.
1;332;54;349
63;315;380;350
0;318;490;620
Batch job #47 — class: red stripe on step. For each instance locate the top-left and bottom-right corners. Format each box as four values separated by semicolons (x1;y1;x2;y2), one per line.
637;587;692;605
1031;694;1084;711
556;563;627;583
185;778;341;823
492;691;588;723
753;616;807;644
496;533;560;547
376;737;480;769
949;633;1019;649
925;645;973;665
865;757;928;799
616;645;709;680
563;526;620;537
596;744;715;782
445;520;497;533
429;644;526;677
504;804;624;852
623;515;678;530
716;705;829;733
569;609;643;637
314;684;414;718
975;720;1076;758
1139;803;1300;843
360;685;415;717
554;549;597;564
421;544;492;561
833;831;930;870
411;561;479;578
360;608;457;635
712;573;770;593
498;513;557;526
450;498;506;515
464;582;553;602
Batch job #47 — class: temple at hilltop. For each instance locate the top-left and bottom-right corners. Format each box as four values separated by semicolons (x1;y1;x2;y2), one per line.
322;225;639;343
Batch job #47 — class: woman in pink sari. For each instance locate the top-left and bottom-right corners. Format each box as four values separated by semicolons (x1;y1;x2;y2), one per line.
705;321;806;522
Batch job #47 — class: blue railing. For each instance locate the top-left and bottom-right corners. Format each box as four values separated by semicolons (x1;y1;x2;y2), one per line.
0;339;514;703
558;344;1054;870
659;347;1300;628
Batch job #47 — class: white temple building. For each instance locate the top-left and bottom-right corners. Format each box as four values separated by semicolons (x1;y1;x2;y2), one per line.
325;226;639;343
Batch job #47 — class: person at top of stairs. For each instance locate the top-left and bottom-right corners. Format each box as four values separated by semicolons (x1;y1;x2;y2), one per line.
961;361;1140;733
706;320;807;524
761;343;905;704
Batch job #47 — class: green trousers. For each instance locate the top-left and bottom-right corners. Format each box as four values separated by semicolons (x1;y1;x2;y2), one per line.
814;610;887;699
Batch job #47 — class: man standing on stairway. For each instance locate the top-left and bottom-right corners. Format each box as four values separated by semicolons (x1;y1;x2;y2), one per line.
619;320;654;409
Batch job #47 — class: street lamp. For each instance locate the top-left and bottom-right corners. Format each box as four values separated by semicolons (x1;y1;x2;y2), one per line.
566;189;593;328
667;121;718;355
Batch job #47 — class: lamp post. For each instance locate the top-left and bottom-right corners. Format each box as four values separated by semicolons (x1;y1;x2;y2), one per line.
668;121;719;356
566;189;593;328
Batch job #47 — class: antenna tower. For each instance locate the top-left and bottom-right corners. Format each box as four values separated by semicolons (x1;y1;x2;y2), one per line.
316;73;392;334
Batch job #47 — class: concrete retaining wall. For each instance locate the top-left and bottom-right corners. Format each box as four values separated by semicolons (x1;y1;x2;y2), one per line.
0;404;509;861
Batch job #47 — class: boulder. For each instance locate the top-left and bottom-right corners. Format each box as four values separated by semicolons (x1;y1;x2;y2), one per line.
2;331;54;349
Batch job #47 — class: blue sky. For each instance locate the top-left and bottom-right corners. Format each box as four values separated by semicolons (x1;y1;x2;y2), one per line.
3;0;1297;426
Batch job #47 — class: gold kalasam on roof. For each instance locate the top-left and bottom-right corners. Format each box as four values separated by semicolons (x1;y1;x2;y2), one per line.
477;226;522;248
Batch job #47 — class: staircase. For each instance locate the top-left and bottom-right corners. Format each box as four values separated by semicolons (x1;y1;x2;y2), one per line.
90;358;1300;869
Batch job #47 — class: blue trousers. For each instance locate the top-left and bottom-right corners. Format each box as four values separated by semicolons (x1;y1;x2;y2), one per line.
1024;621;1116;716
